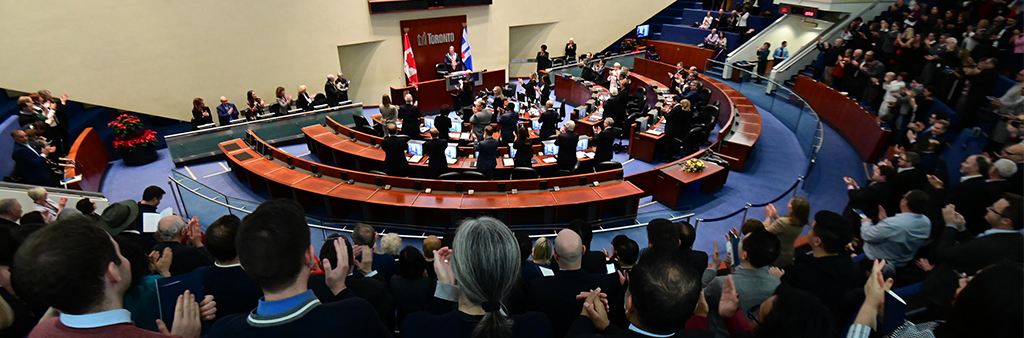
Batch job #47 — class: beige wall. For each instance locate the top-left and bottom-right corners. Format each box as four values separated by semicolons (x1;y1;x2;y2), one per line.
0;0;672;120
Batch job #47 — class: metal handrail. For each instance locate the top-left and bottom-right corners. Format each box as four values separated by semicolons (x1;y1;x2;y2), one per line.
0;181;108;199
725;14;789;59
544;51;646;73
776;1;892;73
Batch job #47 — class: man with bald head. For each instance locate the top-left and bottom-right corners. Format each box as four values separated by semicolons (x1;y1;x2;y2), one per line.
216;96;239;126
151;215;213;276
526;229;614;338
0;199;22;228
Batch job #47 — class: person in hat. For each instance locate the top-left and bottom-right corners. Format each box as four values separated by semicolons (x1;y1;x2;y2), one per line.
99;199;153;250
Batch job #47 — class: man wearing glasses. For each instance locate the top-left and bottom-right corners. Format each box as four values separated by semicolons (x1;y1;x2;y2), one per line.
932;194;1024;274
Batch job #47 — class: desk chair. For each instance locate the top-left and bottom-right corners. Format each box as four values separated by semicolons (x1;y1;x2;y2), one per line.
595;161;622;172
572;162;594;175
511;167;538;179
462;171;487;181
356;125;379;137
697;88;712;108
437;172;462;180
558;99;567;119
552;58;565;67
681;126;706;156
369;170;388;176
436;63;449;78
353;115;372;129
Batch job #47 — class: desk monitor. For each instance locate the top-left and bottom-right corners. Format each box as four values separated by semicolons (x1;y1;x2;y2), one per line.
450;118;463;133
444;143;459;159
531;118;541;130
636;24;650;38
542;140;558;156
424;116;435;129
576;135;589;151
637;116;649;132
408;140;425;156
474;151;480;159
508;143;517;158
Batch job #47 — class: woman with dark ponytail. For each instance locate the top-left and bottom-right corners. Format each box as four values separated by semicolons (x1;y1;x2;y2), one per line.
401;217;552;338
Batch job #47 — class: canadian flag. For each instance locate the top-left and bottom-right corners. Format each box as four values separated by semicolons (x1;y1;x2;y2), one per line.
403;32;419;85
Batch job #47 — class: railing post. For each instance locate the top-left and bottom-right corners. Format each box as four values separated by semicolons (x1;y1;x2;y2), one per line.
794;176;804;197
167;178;188;219
741;203;751;225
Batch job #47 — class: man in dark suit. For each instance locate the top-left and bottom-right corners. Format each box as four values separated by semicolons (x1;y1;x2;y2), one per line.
11;130;56;187
151;215;214;276
893;151;923;196
351;223;398;281
527;229;612;338
842;165;898;235
324;73;340;107
603;90;626;127
536;44;552;72
563;219;610;275
381;124;410;177
424;129;449;179
925;154;991;235
497;105;519;144
592;118;617;164
1000;143;1024;196
398;94;421;139
676;220;709;275
335;72;350;103
565;246;708;338
0;199;21;229
538;105;561;140
933;194;1024;276
556;121;580;172
192;215;263;321
434;107;453;140
474;126;499;179
780;211;860;319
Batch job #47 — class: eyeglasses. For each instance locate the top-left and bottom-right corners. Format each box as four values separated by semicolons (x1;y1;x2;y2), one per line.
745;303;762;326
987;206;1009;219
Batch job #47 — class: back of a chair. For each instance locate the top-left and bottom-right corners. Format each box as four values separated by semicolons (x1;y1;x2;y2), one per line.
353;115;371;128
698;88;712;106
595;161;622;172
682;127;706;155
356;125;379;137
437;172;462;180
510;167;538;179
462;171;487;181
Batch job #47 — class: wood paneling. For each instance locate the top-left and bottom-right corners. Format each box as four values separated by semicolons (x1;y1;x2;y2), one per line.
793;75;889;162
64;127;109;192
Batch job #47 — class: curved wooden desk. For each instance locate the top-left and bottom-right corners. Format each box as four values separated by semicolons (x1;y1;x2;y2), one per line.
63;127;109;192
792;75;889;162
630;58;761;169
306;117;601;178
640;40;717;71
221;136;642;225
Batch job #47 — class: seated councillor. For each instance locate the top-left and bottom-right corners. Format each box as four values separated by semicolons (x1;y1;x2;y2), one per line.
16;219;203;338
151;215;214;276
424;128;450;179
474;126;499;179
555;121;580;172
208;199;391;337
192;215;263;321
216;96;239;125
382;123;411;177
402;217;551;338
702;227;782;338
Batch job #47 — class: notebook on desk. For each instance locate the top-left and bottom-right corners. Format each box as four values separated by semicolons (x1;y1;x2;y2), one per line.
459;133;471;140
645;129;664;136
502;158;515;167
406;155;423;163
446;158;458;165
541;157;557;163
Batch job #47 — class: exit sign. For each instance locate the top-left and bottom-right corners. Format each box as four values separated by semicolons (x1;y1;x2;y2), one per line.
780;4;818;18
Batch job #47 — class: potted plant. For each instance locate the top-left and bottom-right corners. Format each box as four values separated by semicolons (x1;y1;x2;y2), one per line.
108;114;159;166
621;38;639;52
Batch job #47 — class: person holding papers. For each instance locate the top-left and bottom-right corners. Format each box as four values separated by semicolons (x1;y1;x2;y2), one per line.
424;128;449;179
134;186;165;232
555;121;580;172
474;126;499;179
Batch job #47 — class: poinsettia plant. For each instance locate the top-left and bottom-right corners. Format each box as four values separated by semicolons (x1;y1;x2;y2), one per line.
108;114;157;150
621;38;638;52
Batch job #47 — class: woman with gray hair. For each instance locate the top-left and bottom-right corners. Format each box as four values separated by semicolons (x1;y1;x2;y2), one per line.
26;187;65;223
401;217;551;338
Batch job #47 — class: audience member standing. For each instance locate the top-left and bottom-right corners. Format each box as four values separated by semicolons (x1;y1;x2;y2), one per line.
193;215;263;321
526;229;611;338
324;73;340;106
702;228;781;338
424;128;449;179
859;190;931;273
399;94;422;139
151;215;214;276
474;126;499;179
403;217;552;338
762;196;809;268
382;124;411;177
779;211;859;318
208;199;391;337
555;121;580;173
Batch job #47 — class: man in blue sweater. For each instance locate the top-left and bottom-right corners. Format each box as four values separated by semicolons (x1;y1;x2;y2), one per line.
207;200;391;338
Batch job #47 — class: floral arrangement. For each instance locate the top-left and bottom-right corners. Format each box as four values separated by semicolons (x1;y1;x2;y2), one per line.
621;38;638;52
682;158;706;173
108;114;157;150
